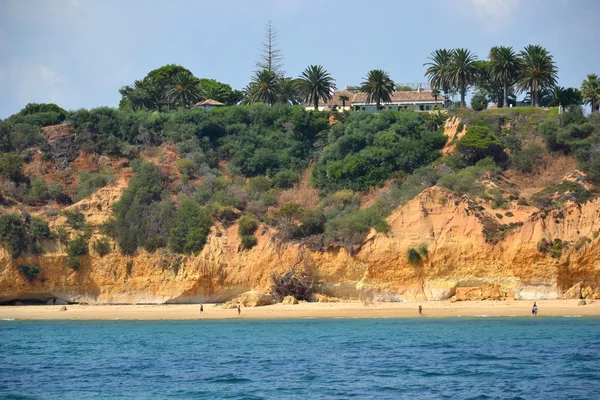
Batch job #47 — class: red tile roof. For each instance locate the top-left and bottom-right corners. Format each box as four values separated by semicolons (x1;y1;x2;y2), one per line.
307;90;441;107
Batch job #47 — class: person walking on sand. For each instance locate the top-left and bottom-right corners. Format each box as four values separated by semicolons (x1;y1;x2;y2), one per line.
237;304;241;316
532;302;538;316
200;304;203;313
418;305;422;315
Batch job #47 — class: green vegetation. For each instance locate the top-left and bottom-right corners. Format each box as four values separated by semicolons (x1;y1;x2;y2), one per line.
407;248;422;265
313;111;445;192
360;70;395;110
65;236;88;270
0;153;24;182
74;171;114;202
297;65;335;110
537;238;566;258
93;237;111;257
470;92;488;111
0;214;27;256
18;264;40;283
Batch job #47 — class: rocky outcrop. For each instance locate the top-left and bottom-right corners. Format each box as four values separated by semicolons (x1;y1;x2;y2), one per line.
282;295;298;305
41;124;78;169
2;185;600;304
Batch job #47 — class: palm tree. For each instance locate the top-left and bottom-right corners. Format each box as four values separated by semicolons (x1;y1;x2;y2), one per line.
199;85;227;103
279;77;302;105
359;69;395;110
581;74;600;113
296;65;336;110
339;93;350;108
488;46;520;108
516;45;558;107
163;71;201;109
424;49;453;103
247;69;282;105
448;48;478;107
119;80;154;111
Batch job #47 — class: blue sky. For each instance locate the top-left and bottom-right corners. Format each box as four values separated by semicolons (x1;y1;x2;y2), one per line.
1;0;599;118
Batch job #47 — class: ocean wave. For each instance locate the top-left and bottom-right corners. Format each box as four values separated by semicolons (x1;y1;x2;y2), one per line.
2;318;15;321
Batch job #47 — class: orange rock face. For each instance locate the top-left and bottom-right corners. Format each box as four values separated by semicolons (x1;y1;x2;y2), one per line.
2;185;600;304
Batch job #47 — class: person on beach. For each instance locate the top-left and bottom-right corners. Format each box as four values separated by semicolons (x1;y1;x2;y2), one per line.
532;302;538;316
238;304;241;315
200;304;203;313
418;305;422;315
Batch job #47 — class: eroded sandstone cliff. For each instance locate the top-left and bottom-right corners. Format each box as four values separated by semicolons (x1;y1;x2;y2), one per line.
2;182;600;304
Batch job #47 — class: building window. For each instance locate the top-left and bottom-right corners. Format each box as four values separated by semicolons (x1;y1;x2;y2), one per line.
361;107;365;111
419;105;424;111
426;105;431;111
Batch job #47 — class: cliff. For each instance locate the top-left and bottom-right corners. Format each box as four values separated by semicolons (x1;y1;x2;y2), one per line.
2;184;600;304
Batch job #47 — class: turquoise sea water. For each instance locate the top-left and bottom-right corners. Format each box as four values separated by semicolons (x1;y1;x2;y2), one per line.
1;317;600;399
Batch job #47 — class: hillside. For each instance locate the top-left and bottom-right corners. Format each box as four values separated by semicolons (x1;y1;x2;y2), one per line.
1;104;600;304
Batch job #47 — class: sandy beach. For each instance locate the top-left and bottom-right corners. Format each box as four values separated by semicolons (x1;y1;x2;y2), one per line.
1;300;598;320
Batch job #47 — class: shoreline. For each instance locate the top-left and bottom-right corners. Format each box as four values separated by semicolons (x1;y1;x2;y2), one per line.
1;300;599;321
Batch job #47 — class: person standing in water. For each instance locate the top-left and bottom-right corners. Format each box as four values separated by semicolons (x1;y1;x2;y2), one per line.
532;302;538;316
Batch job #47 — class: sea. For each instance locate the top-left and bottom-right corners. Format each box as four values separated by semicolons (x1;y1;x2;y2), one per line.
1;317;599;399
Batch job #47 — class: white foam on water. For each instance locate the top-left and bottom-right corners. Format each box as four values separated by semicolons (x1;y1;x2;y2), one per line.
562;315;582;318
2;318;15;321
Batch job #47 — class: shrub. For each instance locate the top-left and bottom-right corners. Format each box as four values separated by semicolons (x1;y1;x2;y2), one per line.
55;226;69;243
418;244;428;257
67;236;88;258
93;237;111;257
470;92;488;111
0;153;24;182
324;206;389;251
505;211;514;217
169;199;212;255
238;215;259;236
74;171;114;202
65;256;80;271
456;126;506;166
175;158;197;175
61;209;85;230
18;264;40;283
240;235;258;250
0;214;27;256
537;238;551;253
29;217;51;238
247;176;272;196
511;145;544;173
407;248;422;265
272;169;299;189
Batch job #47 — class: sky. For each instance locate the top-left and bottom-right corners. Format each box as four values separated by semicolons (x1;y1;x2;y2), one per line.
1;0;599;118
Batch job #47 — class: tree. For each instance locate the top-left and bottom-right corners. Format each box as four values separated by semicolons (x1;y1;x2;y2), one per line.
163;71;201;109
119;80;153;111
278;77;302;105
359;69;395;110
471;92;488;111
339;93;350;108
488;46;520;108
581;74;600;113
550;87;583;111
448;48;478;107
256;20;284;76
457;126;506;165
297;65;336;110
198;78;243;105
424;49;454;102
0;153;24;182
247;69;282;105
516;45;558;107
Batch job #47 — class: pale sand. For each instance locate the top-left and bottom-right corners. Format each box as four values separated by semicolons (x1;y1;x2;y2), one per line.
1;300;599;320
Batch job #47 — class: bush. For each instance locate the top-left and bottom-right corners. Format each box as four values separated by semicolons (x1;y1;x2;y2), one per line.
456;126;506;166
0;214;27;256
324;206;389;251
238;215;259;236
0;153;24;182
418;244;428;257
93;237;111;257
240;235;258;250
407;248;422;265
67;236;88;258
65;256;80;271
18;264;40;283
312;111;446;192
74;171;114;202
175;158;197;175
272;169;299;189
169;199;212;255
61;209;85;230
471;93;488;111
511;145;544;173
55;226;69;243
29;217;51;238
